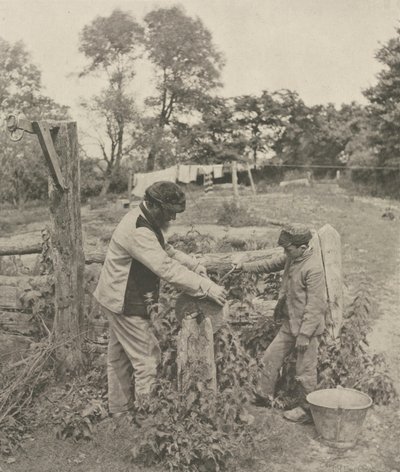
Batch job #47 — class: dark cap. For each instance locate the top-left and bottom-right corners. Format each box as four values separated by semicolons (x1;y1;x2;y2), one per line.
278;223;313;247
145;181;186;213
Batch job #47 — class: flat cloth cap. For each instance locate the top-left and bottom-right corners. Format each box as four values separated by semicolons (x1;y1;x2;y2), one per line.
145;181;186;213
278;223;313;247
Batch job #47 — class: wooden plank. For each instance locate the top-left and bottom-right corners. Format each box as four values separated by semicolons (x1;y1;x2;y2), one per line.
0;275;50;310
0;244;283;267
84;247;283;268
279;178;310;188
316;224;344;339
0;333;33;365
0;243;42;256
0;311;38;336
200;247;282;272
232;161;239;200
0;286;20;310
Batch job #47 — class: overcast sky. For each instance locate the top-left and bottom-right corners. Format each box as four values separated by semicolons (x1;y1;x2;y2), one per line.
1;0;399;125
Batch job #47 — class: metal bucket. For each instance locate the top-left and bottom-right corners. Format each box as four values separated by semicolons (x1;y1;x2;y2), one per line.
307;387;373;449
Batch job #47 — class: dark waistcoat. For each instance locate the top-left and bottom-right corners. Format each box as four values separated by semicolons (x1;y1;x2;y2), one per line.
122;203;165;317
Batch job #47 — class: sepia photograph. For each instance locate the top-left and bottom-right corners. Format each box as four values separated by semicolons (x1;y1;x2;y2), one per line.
0;0;399;471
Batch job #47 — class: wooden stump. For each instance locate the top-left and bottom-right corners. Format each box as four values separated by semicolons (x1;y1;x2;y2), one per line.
175;293;228;333
175;295;224;407
177;316;217;396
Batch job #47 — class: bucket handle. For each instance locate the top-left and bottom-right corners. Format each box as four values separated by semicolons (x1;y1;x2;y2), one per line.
335;386;344;441
335;407;344;441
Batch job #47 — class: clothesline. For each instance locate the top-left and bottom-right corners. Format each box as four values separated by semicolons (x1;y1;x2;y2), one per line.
132;163;255;197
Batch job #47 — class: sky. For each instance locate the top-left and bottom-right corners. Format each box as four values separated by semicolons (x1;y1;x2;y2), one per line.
1;0;399;134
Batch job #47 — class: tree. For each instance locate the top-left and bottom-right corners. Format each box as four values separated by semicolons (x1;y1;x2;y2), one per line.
269;90;315;167
234;91;284;163
270;91;362;177
143;6;224;170
0;37;69;207
363;26;400;196
175;96;245;164
79;9;144;195
0;37;41;110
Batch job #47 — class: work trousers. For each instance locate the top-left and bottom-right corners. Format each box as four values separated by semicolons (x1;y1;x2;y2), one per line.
257;321;320;404
103;306;161;415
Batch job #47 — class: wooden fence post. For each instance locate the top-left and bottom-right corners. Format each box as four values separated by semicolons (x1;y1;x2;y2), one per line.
232;161;239;206
247;163;257;195
49;121;85;373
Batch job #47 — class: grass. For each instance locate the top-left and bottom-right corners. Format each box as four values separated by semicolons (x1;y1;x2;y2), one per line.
1;183;399;472
0;206;49;235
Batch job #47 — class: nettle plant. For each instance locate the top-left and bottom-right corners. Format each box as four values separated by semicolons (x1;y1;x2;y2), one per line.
129;289;259;472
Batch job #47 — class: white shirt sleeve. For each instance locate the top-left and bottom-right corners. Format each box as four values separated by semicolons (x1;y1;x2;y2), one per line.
164;243;200;271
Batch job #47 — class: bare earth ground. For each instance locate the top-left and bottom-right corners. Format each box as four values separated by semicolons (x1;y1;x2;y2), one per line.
0;184;399;472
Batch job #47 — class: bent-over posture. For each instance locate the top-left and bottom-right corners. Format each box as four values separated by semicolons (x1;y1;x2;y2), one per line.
94;181;226;419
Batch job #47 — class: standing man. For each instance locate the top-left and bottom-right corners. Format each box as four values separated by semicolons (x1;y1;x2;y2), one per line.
94;181;227;418
236;223;327;422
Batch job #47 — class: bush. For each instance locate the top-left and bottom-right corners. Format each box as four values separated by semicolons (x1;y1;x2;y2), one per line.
241;281;398;406
128;291;259;472
216;200;265;227
108;165;129;194
80;158;103;202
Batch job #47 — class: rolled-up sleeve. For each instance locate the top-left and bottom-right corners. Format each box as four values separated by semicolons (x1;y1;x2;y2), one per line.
243;254;287;274
119;228;212;297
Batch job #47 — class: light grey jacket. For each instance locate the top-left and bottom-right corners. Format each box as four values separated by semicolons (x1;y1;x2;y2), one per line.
93;205;215;315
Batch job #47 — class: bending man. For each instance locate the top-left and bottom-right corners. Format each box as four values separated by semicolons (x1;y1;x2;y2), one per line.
94;181;227;418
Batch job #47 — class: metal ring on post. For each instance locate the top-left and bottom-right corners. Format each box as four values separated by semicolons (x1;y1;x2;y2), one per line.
6;115;25;142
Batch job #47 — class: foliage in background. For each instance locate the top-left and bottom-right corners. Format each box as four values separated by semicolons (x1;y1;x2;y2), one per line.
363;25;400;198
241;279;397;407
176;96;246;164
318;283;397;404
216;200;267;227
128;291;259;472
79;9;144;196
143;6;224;171
0;37;69;208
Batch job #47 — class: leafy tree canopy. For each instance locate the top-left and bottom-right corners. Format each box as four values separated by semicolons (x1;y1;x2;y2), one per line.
364;26;400;167
79;8;144;80
0;37;69;207
78;9;144;194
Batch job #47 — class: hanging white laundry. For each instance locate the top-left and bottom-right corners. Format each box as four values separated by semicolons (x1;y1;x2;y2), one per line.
177;165;192;184
200;165;214;175
132;166;178;197
213;164;223;178
189;165;199;182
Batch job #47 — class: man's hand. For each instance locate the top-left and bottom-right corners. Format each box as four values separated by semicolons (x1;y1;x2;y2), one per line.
206;283;227;306
295;334;310;353
195;264;208;277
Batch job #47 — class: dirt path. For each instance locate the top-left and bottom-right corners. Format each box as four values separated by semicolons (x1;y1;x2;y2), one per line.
1;191;399;472
368;242;400;391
